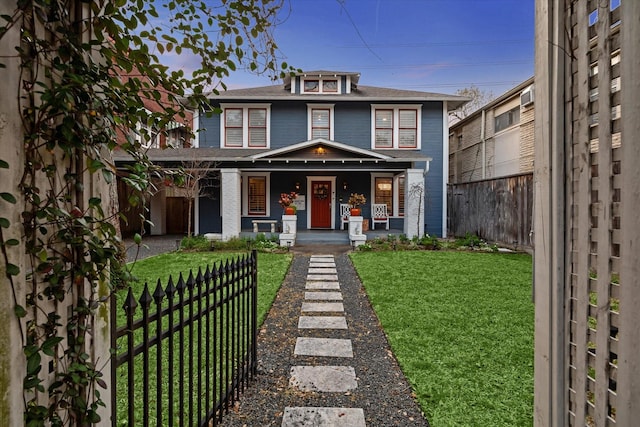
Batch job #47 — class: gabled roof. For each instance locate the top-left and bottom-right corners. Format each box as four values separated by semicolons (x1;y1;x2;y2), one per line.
252;138;390;161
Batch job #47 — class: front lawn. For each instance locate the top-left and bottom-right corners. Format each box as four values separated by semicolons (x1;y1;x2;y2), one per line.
121;250;292;326
350;250;533;427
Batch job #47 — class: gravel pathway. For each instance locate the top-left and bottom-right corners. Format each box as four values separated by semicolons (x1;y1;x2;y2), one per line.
217;248;430;426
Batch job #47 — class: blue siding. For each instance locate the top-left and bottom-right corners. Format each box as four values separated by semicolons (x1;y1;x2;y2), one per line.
198;111;220;148
198;184;222;233
334;103;371;148
270;101;307;147
421;102;444;236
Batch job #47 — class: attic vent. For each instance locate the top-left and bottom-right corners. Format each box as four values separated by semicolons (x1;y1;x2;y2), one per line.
520;85;534;107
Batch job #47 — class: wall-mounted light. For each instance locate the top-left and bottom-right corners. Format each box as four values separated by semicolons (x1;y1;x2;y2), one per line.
343;181;348;190
314;146;326;156
295;182;300;191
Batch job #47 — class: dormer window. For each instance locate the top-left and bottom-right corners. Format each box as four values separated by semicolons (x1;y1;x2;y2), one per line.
304;80;319;92
302;77;341;94
323;80;338;92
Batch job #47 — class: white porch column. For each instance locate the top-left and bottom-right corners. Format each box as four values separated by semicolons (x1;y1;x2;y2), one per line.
220;168;241;241
404;168;425;239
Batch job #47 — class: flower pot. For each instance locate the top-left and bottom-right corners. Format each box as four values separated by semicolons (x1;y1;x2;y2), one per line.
284;207;296;215
350;208;361;216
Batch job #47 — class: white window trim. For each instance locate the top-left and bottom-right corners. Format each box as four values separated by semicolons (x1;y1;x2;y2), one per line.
370;104;422;149
242;172;271;217
370;172;404;217
301;77;342;94
307;104;335;140
220;103;271;148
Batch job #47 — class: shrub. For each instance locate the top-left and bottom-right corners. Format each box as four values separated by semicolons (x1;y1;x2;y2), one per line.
418;234;441;250
180;235;211;251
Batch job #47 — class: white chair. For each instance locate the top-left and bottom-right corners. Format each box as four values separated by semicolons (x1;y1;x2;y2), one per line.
340;203;351;230
371;203;389;230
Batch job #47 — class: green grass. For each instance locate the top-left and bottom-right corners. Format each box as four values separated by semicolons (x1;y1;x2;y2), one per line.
121;250;292;326
350;251;533;427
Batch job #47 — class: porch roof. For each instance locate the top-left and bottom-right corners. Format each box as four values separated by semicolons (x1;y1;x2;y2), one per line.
112;142;432;164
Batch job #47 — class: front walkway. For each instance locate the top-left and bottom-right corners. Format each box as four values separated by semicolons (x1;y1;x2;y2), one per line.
217;248;430;426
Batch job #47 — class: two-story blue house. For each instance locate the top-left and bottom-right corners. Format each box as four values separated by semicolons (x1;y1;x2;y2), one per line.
117;70;467;240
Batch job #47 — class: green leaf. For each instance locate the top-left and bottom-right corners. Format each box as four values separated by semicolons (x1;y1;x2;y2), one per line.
6;263;19;276
3;238;18;246
134;233;142;245
102;168;114;183
0;192;15;203
14;304;27;318
42;337;64;357
0;159;8;168
0;218;9;228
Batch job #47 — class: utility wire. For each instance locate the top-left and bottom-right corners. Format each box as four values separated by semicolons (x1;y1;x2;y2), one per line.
336;0;384;62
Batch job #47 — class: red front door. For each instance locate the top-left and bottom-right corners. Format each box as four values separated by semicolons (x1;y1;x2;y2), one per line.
311;181;332;228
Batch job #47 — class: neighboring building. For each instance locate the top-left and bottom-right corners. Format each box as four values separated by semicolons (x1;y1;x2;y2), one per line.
115;70;468;239
114;68;195;237
448;77;535;183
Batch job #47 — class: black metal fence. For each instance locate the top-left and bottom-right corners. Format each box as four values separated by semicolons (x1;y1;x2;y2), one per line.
111;250;258;427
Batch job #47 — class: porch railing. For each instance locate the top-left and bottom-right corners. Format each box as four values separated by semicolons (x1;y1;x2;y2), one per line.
110;250;258;426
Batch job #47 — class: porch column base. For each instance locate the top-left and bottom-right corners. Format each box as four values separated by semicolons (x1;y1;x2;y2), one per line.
280;214;297;247
349;216;367;247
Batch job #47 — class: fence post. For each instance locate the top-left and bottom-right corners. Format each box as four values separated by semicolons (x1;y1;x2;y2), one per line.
251;250;258;376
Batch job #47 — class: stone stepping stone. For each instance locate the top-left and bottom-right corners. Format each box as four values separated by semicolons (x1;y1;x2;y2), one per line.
301;302;344;313
304;291;343;301
309;262;336;268
289;366;357;392
281;407;365;427
294;337;353;358
307;274;339;281
305;281;340;290
308;267;338;274
310;255;334;260
298;316;347;330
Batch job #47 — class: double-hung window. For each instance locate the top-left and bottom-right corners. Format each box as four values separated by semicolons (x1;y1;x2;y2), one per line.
494;106;520;133
308;104;335;140
372;174;406;217
372;105;421;149
221;104;270;148
243;173;269;216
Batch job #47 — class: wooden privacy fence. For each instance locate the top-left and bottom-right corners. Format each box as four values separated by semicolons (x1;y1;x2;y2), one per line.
110;250;258;427
534;1;639;426
447;173;533;248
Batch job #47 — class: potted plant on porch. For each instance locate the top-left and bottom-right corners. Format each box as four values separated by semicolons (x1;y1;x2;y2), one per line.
279;191;298;215
348;193;366;216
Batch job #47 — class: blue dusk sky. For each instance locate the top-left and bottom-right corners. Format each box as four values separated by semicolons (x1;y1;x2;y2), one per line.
232;0;534;97
163;0;535;98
